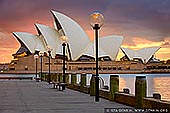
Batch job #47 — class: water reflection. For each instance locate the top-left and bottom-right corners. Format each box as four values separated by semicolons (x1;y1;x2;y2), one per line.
119;75;135;95
153;77;170;101
118;74;170;101
86;74;170;101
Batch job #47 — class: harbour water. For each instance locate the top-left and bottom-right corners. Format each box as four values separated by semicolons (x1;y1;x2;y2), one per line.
0;73;170;101
79;74;170;102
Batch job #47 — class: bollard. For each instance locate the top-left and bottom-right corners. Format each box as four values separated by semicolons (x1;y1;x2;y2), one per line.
53;73;57;82
80;73;86;92
90;74;96;96
45;73;48;82
71;73;77;86
65;74;69;83
123;88;130;94
49;73;52;83
57;73;60;82
51;73;54;82
59;73;63;83
41;73;45;81
55;73;59;83
153;93;161;100
109;75;119;101
135;76;146;108
39;72;41;81
41;73;44;81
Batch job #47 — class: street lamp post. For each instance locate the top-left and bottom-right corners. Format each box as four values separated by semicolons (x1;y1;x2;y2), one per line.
89;12;104;102
39;51;44;82
34;54;39;82
60;36;68;84
46;46;52;84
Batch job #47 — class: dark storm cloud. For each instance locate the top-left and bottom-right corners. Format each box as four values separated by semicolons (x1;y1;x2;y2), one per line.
0;0;111;32
0;0;57;30
103;0;170;43
1;0;170;62
0;0;170;43
0;0;110;20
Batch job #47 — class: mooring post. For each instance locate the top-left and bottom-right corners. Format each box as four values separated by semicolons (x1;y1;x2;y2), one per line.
53;73;57;82
71;73;77;87
52;73;55;82
80;73;86;92
109;75;119;101
135;76;147;108
38;72;41;82
45;73;48;82
41;72;45;81
90;74;96;96
55;73;59;82
65;73;69;83
59;73;63;83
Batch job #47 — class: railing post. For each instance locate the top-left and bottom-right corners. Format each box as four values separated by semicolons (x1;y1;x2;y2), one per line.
90;74;96;96
135;76;147;108
80;73;86;92
109;75;119;101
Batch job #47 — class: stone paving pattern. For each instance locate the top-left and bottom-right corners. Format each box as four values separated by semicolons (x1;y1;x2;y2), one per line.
0;80;133;113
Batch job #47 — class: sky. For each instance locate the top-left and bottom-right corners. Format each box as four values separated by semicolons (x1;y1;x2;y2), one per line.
0;0;170;63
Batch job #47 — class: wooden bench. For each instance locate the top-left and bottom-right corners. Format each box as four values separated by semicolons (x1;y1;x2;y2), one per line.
52;82;66;91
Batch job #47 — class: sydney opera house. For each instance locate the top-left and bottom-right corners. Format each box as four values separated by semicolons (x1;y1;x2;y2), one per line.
8;10;163;73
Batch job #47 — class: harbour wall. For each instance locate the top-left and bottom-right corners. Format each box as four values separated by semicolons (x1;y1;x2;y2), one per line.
40;73;170;109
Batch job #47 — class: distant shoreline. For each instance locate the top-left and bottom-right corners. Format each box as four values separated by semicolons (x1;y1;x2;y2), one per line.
1;69;170;74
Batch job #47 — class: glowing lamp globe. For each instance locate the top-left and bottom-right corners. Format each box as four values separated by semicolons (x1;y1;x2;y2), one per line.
46;46;52;52
34;54;38;59
39;51;44;56
60;36;68;44
89;12;104;28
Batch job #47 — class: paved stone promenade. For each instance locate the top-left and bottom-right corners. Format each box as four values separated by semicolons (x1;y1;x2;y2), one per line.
0;80;133;113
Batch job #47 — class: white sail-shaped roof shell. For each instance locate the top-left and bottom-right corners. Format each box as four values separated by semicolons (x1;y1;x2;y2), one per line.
13;32;46;53
98;47;109;58
35;35;47;52
99;35;124;60
121;47;161;63
13;11;124;61
137;47;161;63
35;24;60;58
83;35;124;60
51;10;90;60
83;42;94;57
83;41;108;58
120;48;134;60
